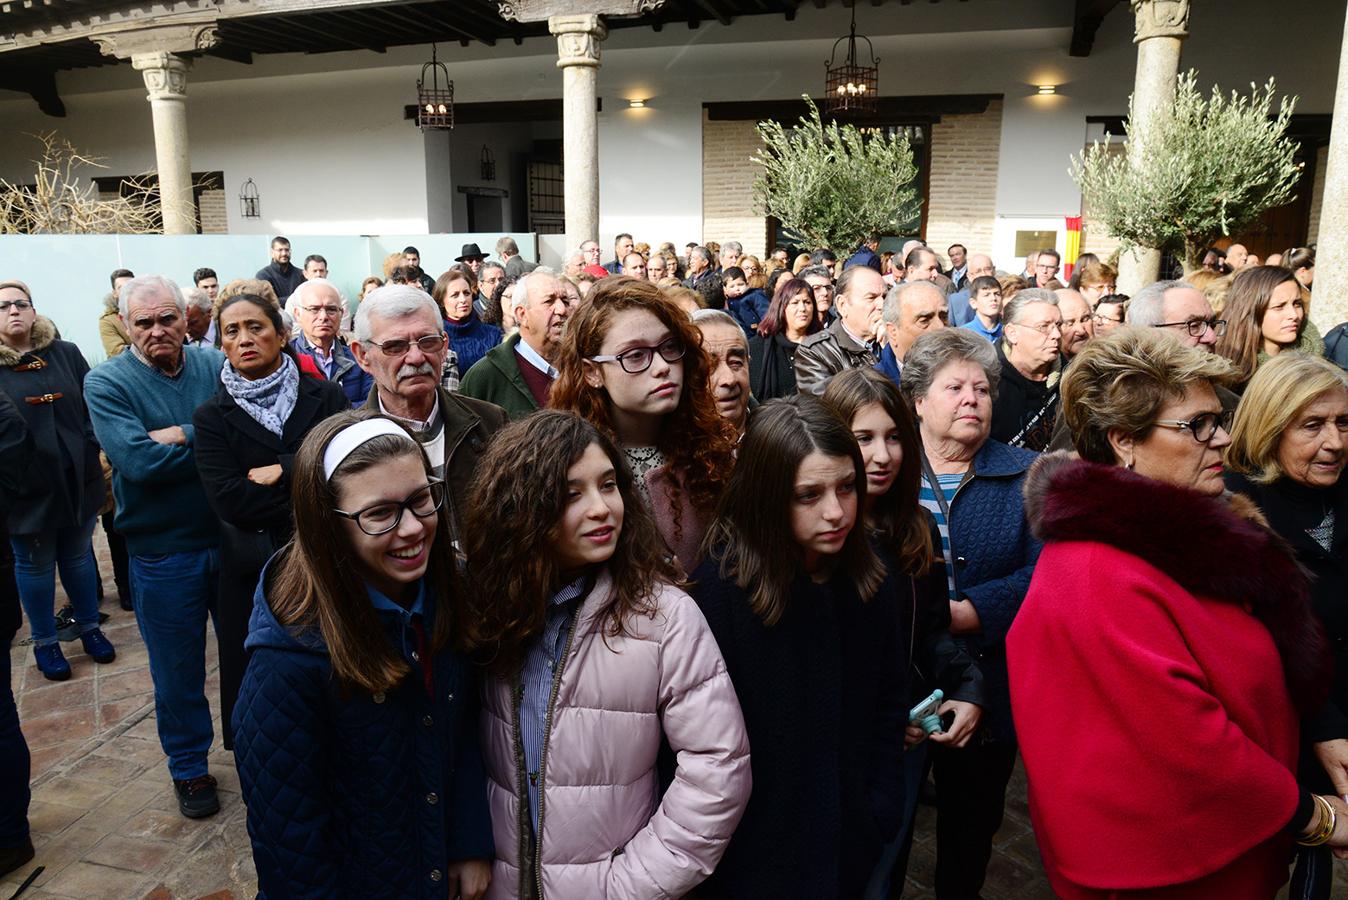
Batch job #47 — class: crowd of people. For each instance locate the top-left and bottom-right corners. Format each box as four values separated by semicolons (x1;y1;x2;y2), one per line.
0;226;1345;899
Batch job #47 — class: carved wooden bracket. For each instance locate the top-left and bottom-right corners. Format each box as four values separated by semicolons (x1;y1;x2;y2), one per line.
497;0;664;24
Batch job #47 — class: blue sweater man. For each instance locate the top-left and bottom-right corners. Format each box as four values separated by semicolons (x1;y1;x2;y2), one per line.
85;335;225;814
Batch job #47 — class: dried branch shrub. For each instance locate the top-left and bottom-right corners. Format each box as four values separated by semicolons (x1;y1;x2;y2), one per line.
0;132;162;235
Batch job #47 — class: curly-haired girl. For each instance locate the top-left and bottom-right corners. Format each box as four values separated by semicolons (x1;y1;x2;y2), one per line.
550;276;737;569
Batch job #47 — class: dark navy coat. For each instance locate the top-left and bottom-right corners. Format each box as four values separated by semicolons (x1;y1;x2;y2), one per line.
932;438;1041;743
233;567;493;898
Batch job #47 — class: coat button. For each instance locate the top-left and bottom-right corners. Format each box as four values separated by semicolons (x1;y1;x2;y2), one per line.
429;869;442;882
422;715;434;727
372;692;385;704
412;651;420;662
446;692;454;703
426;792;439;805
955;556;968;567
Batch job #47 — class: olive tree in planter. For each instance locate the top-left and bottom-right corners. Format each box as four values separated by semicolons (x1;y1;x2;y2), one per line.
1072;72;1301;273
752;96;919;254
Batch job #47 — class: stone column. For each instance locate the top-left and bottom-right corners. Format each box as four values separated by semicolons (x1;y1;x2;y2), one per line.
1116;0;1190;294
549;14;606;251
1310;4;1348;332
131;52;195;235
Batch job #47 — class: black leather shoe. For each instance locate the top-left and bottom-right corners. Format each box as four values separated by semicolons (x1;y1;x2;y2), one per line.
173;774;220;819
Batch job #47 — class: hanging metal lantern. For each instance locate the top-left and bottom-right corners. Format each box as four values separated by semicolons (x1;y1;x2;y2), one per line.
824;4;879;115
239;178;261;219
417;44;454;131
480;145;496;182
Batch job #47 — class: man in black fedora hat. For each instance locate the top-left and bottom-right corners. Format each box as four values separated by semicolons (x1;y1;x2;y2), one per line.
455;243;488;278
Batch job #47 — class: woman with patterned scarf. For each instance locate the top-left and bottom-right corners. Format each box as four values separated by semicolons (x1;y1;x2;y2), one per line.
193;293;348;749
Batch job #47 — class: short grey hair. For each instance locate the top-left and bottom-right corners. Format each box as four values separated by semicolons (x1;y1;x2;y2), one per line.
1000;287;1058;327
286;277;348;319
690;246;711;264
119;274;185;319
182;286;213;314
883;280;943;324
516;267;560;312
495;236;519;257
721;241;743;255
798;264;833;282
480;260;506;278
1126;279;1196;328
691;308;744;333
900;328;1001;405
354;284;442;343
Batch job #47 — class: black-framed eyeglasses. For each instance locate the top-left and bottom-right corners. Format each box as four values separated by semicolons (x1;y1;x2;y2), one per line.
334;478;445;536
0;299;32;312
1153;409;1233;443
589;338;686;374
1155;317;1227;338
301;304;343;318
369;333;444;357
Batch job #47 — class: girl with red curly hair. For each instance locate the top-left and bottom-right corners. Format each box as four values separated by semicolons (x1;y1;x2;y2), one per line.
550;276;737;570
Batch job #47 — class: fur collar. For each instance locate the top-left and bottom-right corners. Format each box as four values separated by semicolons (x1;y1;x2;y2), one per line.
1024;452;1330;712
0;315;56;368
102;292;119;317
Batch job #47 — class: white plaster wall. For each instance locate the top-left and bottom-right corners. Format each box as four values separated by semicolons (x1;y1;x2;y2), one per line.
0;0;1339;247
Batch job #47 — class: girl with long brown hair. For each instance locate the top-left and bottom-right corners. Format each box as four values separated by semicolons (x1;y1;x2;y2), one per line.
689;394;906;899
232;410;493;900
821;367;986;897
1215;265;1322;390
550;276;736;569
462;409;750;899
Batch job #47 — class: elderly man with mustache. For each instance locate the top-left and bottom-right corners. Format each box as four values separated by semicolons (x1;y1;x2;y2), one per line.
352;284;506;543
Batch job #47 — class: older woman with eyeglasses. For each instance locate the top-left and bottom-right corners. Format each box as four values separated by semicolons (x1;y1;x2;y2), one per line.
1089;293;1127;335
899;328;1041;899
1226;352;1348;899
992;288;1062;452
1009;327;1345;898
0;281;115;681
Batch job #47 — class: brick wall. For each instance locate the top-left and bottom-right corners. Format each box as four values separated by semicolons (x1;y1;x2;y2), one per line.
924;99;1002;267
1080;141;1126;264
701;111;768;259
198;187;228;235
1308;144;1328;245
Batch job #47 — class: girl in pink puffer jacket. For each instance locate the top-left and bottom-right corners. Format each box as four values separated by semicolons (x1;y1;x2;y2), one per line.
462;410;751;900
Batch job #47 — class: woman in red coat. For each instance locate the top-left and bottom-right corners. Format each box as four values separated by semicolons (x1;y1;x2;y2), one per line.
1007;327;1348;898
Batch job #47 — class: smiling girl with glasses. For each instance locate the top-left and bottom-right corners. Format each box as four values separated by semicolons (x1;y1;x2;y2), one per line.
233;411;493;899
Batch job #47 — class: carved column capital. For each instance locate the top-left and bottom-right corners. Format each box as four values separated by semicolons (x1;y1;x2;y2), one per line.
132;52;190;101
1130;0;1190;42
549;14;606;69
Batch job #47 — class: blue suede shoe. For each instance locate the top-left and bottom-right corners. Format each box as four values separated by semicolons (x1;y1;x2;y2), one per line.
34;643;71;681
80;628;116;664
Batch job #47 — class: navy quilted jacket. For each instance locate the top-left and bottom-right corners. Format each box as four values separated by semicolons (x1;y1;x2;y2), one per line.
233;568;493;898
936;438;1042;744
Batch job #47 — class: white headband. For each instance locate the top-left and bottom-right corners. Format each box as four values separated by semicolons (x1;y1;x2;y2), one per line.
322;418;415;481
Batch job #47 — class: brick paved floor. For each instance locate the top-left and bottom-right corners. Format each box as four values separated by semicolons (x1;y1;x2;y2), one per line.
1;531;1344;899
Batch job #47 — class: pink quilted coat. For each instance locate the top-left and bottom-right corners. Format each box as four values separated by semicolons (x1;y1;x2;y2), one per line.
480;569;751;899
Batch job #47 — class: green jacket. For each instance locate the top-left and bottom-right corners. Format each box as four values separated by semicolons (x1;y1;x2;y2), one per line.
457;333;541;421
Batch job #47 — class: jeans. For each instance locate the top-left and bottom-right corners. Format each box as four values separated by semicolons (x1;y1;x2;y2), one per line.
11;516;101;647
130;548;219;780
